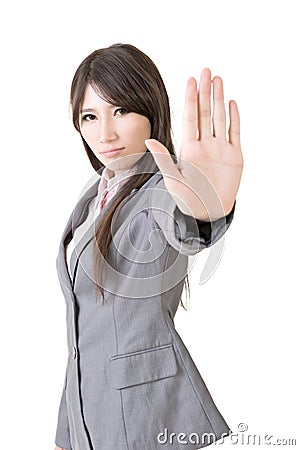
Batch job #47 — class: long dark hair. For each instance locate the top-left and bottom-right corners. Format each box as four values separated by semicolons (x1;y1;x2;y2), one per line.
70;43;190;308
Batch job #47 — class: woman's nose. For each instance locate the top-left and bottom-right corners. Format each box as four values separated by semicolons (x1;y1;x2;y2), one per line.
99;119;118;143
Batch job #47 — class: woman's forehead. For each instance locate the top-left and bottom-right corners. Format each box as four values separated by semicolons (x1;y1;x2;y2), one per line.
81;84;115;109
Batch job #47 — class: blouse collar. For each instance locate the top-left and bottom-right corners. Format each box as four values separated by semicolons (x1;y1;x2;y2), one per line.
98;164;138;195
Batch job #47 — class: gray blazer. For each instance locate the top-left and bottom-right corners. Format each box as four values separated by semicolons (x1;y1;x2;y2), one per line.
54;167;235;450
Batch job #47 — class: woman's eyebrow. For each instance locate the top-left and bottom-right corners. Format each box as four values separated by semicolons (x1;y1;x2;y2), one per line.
80;105;116;114
80;108;96;114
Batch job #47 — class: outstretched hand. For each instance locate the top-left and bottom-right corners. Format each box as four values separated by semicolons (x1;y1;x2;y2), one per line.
146;68;244;221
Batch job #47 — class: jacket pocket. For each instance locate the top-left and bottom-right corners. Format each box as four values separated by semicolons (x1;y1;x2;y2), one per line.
106;343;178;389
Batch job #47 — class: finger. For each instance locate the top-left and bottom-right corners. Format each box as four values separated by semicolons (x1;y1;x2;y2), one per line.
182;77;198;142
145;139;179;181
228;100;241;148
212;76;226;140
198;68;212;140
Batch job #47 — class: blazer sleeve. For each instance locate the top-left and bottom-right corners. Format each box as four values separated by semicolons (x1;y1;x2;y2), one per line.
149;178;236;255
55;370;72;450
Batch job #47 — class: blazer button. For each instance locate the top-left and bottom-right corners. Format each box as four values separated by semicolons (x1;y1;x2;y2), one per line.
71;346;77;359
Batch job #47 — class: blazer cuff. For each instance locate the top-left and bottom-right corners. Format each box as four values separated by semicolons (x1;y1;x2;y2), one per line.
195;200;236;246
149;177;236;255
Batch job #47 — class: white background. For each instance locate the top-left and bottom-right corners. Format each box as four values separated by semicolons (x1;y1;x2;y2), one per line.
1;0;299;448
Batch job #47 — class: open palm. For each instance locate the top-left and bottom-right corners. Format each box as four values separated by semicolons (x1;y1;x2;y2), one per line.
146;68;244;221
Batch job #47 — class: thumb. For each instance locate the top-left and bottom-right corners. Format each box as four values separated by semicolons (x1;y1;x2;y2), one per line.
145;139;179;181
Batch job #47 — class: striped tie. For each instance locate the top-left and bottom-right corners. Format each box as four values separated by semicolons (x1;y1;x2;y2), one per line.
99;189;109;211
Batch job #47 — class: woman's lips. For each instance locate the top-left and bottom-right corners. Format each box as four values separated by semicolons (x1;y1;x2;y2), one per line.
101;147;125;157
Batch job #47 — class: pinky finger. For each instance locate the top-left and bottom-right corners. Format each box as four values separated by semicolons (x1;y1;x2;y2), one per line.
228;100;241;148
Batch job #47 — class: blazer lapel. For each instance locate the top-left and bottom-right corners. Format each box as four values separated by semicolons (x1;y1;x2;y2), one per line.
68;188;112;284
56;168;162;297
56;168;104;298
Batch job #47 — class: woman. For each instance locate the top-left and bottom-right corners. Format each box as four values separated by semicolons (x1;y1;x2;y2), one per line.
54;43;243;450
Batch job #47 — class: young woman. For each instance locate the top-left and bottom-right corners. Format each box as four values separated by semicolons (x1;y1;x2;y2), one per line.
54;43;243;450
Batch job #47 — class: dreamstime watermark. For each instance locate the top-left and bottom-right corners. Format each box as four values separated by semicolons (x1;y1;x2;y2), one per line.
156;423;297;446
157;428;229;446
70;152;231;297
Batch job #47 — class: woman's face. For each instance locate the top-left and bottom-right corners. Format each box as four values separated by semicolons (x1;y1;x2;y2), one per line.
79;84;151;174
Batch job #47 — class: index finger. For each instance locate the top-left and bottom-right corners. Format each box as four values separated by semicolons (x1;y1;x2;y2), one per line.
182;77;198;142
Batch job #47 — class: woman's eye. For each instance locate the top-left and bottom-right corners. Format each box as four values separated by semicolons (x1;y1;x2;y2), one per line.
82;114;96;121
114;107;128;116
